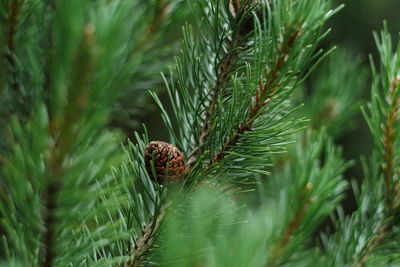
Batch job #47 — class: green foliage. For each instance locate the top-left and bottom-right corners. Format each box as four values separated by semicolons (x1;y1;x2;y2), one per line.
263;132;350;264
0;0;147;265
1;0;400;266
156;0;340;183
153;132;348;266
322;24;400;267
158;188;268;267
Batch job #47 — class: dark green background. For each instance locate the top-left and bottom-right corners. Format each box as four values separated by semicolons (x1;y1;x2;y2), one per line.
330;0;400;56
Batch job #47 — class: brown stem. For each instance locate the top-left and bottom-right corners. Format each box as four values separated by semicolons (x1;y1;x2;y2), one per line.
351;225;389;267
351;77;400;267
267;183;312;265
210;29;300;165
42;155;63;267
231;0;241;16
187;37;241;168
2;0;22;97
125;202;169;267
41;25;95;267
133;0;169;53
187;5;257;169
382;77;400;210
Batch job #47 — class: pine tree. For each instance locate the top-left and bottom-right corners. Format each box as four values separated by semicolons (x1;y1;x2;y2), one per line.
1;0;399;266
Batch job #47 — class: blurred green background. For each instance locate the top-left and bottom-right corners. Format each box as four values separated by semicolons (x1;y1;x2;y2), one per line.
329;0;400;56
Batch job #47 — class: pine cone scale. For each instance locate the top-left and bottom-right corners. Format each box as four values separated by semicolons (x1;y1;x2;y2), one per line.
144;141;186;183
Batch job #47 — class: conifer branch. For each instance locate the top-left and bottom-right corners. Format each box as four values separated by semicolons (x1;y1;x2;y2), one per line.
268;183;312;265
350;77;400;267
43;6;54;100
1;0;22;98
383;77;400;210
188;32;242;169
122;2;337;265
42;150;63;267
188;2;256;168
351;225;389;267
231;0;241;15
134;0;169;53
41;25;95;266
210;28;301;165
125;202;169;267
329;30;400;266
148;0;168;35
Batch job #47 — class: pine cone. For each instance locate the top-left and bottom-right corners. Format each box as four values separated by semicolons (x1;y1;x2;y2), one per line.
144;141;186;183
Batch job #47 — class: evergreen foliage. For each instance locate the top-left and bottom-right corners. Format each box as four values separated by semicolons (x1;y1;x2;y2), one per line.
0;0;399;266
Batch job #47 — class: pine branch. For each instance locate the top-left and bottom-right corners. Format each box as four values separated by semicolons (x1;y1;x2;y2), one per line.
187;1;255;168
41;25;95;266
5;0;20;91
369;27;400;215
1;0;144;264
41;160;61;267
154;1;339;183
125;202;169;267
231;0;241;15
148;0;168;35
351;224;389;267
134;0;169;53
1;0;22;100
382;77;400;210
210;28;301;165
131;1;338;265
353;32;400;264
154;140;348;266
268;183;312;265
43;3;54;101
188;25;241;168
262;132;349;266
350;68;400;267
325;26;400;266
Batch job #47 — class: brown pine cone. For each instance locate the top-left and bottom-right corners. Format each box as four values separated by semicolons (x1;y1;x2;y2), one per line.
144;141;186;184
